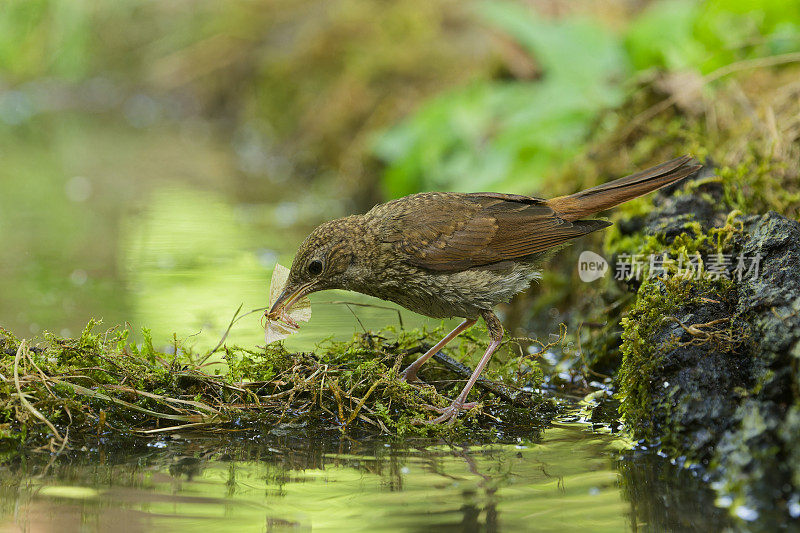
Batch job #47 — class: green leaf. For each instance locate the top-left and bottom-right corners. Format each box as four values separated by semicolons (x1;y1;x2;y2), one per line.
375;3;628;197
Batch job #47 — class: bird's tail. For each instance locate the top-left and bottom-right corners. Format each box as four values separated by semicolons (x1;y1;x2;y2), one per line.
546;155;702;221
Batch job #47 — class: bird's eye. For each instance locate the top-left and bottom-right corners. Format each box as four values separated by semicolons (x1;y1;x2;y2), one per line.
308;260;323;276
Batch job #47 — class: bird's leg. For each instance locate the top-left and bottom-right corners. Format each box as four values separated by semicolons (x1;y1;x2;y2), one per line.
400;318;476;382
424;310;503;425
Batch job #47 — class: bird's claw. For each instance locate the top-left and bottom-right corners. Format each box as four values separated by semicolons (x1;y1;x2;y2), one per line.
413;401;479;425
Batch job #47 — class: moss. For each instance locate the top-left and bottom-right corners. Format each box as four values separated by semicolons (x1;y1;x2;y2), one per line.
0;320;550;449
605;206;800;521
617;278;680;428
603;180;741;437
512;60;800;524
224;344;289;383
618;273;737;439
720;159;800;218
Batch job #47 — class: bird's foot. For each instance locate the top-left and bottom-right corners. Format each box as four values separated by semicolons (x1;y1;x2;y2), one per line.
414;400;478;425
399;366;420;383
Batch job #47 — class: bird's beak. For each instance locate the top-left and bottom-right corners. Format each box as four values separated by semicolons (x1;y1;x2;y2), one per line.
268;282;314;318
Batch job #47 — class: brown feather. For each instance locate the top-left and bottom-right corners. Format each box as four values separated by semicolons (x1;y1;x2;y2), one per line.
372;193;610;271
547;155;702;220
369;155;701;273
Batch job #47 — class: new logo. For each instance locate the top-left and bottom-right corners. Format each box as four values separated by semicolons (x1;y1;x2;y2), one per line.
578;251;609;282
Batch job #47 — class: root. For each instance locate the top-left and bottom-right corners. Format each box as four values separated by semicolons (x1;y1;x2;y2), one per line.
662;316;741;348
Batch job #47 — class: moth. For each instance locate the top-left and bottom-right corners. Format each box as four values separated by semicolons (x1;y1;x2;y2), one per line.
263;263;311;344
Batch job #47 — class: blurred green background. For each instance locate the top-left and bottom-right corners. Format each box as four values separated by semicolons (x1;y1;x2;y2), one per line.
1;0;798;350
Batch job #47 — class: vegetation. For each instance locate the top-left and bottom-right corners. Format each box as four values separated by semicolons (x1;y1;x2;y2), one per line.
0;319;549;449
554;55;800;523
375;0;800;197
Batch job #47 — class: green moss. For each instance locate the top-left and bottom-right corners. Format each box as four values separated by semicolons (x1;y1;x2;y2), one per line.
618;278;676;429
601;192;742;437
225;344;288;383
0;320;548;448
720;159;800;217
617;274;735;436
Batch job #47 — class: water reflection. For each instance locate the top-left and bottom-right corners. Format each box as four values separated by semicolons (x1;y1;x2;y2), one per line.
618;449;732;531
120;186;270;346
0;428;611;532
119;184;439;352
0;115;439;352
0;425;730;532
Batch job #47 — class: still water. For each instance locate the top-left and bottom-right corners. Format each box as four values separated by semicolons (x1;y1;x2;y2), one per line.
0;423;727;532
0;115;441;352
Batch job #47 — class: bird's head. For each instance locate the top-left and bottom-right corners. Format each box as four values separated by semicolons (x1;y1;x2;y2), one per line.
268;217;363;318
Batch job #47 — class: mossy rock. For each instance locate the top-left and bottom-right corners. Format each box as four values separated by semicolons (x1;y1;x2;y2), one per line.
618;210;800;522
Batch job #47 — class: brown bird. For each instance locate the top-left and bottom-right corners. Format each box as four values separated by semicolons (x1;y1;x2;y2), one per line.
269;155;701;423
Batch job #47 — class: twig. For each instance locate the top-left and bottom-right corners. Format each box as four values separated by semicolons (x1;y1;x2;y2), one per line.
49;378;221;423
325;300;405;329
23;346;59;399
576;322;611;381
431;351;525;406
199;304;268;366
345;379;383;426
198;303;244;365
329;381;345;423
662;316;736;346
134;422;216;434
39;427;69;476
344;303;368;335
101;385;220;414
13;342;65;444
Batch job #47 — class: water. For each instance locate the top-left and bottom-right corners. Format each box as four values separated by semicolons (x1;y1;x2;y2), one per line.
0;114;439;352
0;423;728;532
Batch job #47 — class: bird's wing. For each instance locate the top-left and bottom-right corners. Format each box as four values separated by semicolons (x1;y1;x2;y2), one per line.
374;192;610;272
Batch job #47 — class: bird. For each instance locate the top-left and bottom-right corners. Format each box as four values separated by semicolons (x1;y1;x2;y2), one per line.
268;155;702;424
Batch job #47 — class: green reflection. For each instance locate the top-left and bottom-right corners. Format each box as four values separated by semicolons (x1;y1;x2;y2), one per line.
121;186;268;348
120;185;439;352
0;112;442;351
1;427;632;532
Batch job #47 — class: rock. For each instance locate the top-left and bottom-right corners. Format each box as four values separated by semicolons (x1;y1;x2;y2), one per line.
617;208;800;525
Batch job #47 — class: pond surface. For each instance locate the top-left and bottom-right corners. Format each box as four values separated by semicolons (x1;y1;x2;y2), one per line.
0;114;444;353
0;422;728;532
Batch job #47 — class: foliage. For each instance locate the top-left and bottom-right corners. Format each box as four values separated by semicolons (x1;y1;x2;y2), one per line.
375;2;628;197
626;0;800;73
374;0;800;196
